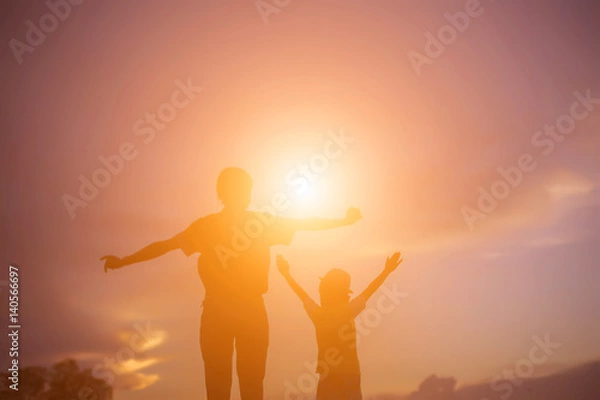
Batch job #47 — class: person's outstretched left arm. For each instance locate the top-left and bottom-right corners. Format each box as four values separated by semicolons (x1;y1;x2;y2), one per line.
285;207;362;231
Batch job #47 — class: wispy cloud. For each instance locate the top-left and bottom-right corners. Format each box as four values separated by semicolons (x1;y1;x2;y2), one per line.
114;372;160;391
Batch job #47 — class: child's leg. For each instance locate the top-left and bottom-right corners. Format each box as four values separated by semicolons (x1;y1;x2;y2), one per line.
201;301;235;400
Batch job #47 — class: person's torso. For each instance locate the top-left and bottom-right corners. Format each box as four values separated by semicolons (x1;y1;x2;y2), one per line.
197;211;272;300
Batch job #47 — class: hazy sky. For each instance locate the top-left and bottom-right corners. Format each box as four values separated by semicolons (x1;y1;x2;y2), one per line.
1;0;599;399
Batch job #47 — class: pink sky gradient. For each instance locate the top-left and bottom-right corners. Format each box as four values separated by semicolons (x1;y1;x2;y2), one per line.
1;0;599;398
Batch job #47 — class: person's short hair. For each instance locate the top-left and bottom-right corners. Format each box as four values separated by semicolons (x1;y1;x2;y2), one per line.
216;167;253;205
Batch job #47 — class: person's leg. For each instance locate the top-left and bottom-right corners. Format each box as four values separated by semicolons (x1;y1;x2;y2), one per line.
235;297;269;400
201;302;235;400
316;376;328;400
316;375;341;400
345;374;363;400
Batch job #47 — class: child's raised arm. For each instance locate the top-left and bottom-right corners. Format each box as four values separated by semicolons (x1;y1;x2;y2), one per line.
357;251;403;302
276;255;316;305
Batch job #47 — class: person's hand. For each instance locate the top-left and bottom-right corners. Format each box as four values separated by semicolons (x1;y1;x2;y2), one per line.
276;254;290;276
101;255;125;273
344;207;362;225
384;252;403;273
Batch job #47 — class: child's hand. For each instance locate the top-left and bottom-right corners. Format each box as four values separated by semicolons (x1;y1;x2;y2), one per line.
384;252;403;272
276;255;290;276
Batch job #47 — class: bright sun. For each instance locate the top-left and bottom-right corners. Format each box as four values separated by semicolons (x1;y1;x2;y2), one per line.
292;179;323;205
250;130;357;218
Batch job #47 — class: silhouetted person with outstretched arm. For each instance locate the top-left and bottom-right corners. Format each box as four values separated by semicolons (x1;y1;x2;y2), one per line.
276;251;403;400
100;167;361;400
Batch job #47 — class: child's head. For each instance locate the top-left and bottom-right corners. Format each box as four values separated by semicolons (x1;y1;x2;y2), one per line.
319;268;352;306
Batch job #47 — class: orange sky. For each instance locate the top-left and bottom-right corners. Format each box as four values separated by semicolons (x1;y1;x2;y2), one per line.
1;0;599;399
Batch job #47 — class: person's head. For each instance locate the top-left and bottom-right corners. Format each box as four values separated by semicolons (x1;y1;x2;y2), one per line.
216;167;253;211
319;268;352;306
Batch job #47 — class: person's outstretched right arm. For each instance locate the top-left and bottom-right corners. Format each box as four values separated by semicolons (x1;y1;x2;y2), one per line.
101;236;180;273
101;218;207;273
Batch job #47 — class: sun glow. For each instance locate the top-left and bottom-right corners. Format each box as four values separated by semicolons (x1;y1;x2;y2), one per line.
249;130;356;218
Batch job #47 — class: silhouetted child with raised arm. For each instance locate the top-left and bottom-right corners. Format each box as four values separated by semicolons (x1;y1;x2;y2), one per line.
276;252;403;400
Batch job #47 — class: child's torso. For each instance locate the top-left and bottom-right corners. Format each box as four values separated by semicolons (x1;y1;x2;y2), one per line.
312;305;361;375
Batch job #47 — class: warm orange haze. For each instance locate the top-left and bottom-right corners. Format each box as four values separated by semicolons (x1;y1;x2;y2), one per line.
1;0;599;399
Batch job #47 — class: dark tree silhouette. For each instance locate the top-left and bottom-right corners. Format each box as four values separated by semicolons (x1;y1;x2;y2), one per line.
407;375;460;400
0;366;48;399
0;359;112;400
